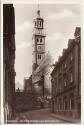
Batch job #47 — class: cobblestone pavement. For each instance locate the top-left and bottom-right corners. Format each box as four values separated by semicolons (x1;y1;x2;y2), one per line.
14;108;68;124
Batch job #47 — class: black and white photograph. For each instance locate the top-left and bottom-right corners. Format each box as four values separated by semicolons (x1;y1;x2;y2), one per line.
1;0;83;124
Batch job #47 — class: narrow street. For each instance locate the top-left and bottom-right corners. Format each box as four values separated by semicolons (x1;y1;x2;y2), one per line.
14;108;67;124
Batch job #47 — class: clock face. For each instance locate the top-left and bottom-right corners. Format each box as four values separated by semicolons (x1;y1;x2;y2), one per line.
37;45;42;51
38;46;41;50
37;45;45;52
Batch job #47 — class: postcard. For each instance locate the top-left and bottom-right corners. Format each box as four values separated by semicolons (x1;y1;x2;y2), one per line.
0;0;83;125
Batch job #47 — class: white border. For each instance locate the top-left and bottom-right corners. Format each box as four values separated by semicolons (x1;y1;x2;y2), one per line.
1;2;4;125
81;1;84;125
1;0;83;125
1;0;82;4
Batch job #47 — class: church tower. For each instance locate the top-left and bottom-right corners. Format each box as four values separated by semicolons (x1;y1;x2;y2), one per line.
32;9;46;72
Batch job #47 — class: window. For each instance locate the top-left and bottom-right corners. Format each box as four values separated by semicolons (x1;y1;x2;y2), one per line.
40;21;41;27
40;55;41;59
63;97;67;110
40;38;42;43
70;53;73;61
59;78;62;91
59;99;62;110
56;85;57;93
38;54;41;59
37;38;39;42
70;73;73;83
69;95;74;110
64;79;67;87
38;21;41;27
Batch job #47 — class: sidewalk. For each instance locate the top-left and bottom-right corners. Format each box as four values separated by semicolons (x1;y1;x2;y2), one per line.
50;113;81;123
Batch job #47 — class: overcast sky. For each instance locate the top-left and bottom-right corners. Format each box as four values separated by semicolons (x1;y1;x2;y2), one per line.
14;3;81;89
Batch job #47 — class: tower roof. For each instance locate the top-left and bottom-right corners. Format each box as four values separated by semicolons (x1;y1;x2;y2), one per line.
37;10;40;16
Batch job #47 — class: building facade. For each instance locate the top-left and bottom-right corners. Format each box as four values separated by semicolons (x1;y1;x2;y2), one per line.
24;75;32;92
51;27;81;120
3;4;16;122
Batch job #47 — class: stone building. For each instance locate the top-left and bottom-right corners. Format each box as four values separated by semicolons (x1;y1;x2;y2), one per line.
51;27;81;121
24;75;32;91
32;9;46;72
32;9;53;108
32;9;46;96
32;10;52;107
32;52;53;98
3;4;16;122
32;52;53;108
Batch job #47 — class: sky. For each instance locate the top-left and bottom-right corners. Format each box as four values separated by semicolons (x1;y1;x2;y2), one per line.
14;3;81;89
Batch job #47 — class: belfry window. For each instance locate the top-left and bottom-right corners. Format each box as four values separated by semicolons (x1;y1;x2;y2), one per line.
40;55;41;59
40;21;41;27
38;54;41;59
37;38;39;42
40;38;42;43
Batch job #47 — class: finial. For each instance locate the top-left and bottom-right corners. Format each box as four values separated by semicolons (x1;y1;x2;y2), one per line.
37;0;40;16
37;10;40;16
